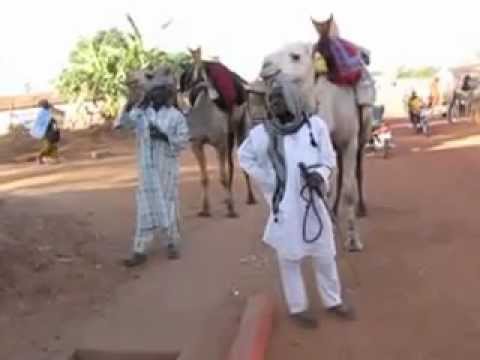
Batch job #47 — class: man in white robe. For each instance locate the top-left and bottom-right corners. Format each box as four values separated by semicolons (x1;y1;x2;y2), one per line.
115;73;190;267
238;74;354;328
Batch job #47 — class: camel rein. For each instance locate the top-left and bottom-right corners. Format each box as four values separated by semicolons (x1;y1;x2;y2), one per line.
298;162;336;244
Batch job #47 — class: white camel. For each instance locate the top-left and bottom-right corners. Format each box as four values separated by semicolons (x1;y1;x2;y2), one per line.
261;42;366;251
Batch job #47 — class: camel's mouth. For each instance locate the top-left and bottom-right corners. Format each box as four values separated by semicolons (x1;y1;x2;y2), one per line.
277;74;304;86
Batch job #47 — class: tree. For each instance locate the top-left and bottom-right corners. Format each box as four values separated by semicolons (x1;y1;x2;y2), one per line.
396;66;439;79
56;15;191;120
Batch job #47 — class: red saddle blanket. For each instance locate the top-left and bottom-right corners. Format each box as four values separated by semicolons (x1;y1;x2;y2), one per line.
204;61;246;112
316;37;363;86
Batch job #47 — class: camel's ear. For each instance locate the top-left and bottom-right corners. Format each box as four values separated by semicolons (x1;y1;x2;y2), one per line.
311;16;332;38
311;17;323;36
189;47;202;64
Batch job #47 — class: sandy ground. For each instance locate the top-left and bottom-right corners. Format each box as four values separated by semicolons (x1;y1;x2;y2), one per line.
1;118;480;359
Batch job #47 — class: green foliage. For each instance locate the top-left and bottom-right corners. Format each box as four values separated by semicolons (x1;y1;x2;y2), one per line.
56;15;191;120
396;66;439;79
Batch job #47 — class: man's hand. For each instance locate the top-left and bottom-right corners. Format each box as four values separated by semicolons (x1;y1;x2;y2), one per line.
124;101;134;113
149;125;169;143
138;93;151;109
306;172;326;197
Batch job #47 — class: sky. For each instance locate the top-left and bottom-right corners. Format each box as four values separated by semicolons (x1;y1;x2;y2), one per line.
0;0;479;95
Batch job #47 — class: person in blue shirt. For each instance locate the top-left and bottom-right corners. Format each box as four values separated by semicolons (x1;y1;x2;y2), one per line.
30;99;60;164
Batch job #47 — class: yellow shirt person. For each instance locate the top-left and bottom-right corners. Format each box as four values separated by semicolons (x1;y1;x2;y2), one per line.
408;93;423;113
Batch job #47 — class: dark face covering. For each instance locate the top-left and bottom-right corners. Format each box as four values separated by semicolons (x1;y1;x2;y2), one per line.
150;86;173;111
268;87;293;123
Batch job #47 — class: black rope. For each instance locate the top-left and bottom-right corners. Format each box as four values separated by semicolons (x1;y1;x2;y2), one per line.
271;117;320;228
303;113;318;148
298;162;324;244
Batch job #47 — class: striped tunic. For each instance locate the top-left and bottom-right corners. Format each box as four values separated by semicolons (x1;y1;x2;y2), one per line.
118;106;190;234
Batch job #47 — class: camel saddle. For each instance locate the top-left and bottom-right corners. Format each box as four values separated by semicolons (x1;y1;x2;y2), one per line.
203;61;247;113
315;37;363;86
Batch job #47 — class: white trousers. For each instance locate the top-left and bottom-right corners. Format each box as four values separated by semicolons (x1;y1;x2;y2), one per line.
278;255;342;314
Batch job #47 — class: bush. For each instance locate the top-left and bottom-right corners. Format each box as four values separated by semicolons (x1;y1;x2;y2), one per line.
56;15;191;120
396;66;439;79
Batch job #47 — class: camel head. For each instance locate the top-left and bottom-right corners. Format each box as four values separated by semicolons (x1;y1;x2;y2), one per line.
311;14;339;39
180;46;216;109
261;42;315;88
123;65;177;110
260;42;317;113
187;47;205;86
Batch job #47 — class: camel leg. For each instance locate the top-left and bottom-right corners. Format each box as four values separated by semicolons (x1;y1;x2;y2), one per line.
219;134;238;218
244;172;257;205
448;94;457;124
337;140;363;252
328;165;339;216
333;151;343;216
216;146;228;188
356;146;367;217
235;110;257;205
191;142;211;217
356;106;370;217
215;143;229;190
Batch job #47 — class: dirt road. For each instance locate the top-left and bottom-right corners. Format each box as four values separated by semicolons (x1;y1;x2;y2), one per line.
1;119;480;359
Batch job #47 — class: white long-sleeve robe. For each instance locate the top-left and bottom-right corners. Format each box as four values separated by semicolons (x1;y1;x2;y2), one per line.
238;115;337;261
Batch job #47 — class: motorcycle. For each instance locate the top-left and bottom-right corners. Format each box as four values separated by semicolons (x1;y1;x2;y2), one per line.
368;123;393;158
415;107;430;137
367;105;394;158
409;105;430;137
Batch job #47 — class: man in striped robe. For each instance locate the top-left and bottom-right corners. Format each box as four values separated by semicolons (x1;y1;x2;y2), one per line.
116;70;190;267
